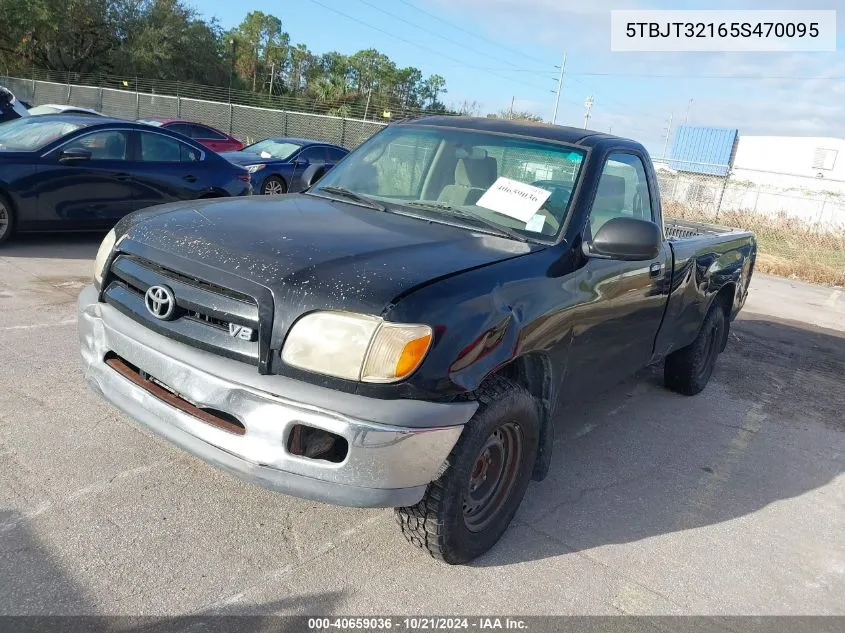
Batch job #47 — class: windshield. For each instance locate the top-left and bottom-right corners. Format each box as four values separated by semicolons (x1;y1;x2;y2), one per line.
241;139;302;160
137;119;164;127
311;125;586;240
0;117;85;151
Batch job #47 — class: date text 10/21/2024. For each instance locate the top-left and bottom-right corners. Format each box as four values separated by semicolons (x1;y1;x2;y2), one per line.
307;617;529;630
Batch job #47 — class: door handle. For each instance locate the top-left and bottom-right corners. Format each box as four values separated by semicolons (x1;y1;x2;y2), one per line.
183;175;197;183
649;262;662;277
115;173;131;181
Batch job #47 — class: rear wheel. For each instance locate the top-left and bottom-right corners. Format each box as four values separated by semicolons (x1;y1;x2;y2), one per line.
395;376;540;564
664;303;726;395
261;176;287;196
0;194;15;246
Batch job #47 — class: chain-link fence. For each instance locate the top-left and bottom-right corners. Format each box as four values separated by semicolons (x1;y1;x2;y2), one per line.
654;157;845;285
2;75;387;150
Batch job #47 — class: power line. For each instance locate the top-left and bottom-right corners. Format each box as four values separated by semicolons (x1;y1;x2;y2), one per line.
306;0;553;94
353;0;550;74
396;0;553;67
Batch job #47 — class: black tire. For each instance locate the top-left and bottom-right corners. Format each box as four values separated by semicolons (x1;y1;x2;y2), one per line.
0;192;15;246
261;175;287;196
664;302;727;396
395;376;540;565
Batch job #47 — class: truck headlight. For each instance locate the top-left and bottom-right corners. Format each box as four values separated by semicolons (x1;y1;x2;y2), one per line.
281;311;432;383
93;228;117;287
246;164;266;173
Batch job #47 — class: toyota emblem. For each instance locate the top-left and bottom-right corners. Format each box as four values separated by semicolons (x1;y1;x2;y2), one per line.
144;285;176;320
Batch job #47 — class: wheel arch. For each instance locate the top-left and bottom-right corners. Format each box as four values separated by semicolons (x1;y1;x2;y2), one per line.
708;282;736;352
486;352;555;482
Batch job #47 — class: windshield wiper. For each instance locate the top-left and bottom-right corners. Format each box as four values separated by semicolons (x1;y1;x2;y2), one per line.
405;201;528;243
312;186;387;212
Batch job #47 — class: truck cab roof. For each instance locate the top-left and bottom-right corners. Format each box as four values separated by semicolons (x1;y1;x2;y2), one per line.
403;116;643;151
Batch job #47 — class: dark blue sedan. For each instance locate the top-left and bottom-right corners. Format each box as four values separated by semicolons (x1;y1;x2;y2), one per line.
0;115;251;244
220;138;348;195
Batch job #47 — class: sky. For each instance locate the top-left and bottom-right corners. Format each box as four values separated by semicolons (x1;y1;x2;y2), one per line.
197;0;844;156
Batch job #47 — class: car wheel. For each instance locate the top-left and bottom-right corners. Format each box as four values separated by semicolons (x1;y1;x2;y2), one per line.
395;376;540;564
261;176;287;196
0;194;15;246
664;302;727;396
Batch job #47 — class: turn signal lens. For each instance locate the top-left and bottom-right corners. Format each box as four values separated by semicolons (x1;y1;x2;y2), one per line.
361;323;433;383
396;334;433;378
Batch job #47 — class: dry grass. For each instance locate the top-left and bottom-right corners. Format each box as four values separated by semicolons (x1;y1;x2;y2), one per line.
664;202;845;287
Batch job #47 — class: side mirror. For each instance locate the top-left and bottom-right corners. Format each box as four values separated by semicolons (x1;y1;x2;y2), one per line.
293;157;309;167
58;147;92;163
584;216;662;261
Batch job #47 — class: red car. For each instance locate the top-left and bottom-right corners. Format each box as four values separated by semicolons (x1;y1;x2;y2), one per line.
136;117;244;153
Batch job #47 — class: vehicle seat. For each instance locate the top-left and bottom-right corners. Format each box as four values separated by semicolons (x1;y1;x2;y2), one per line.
437;157;498;206
589;174;626;234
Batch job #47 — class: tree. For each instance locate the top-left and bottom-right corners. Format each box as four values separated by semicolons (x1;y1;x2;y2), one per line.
0;0;117;73
487;108;544;122
421;74;446;109
0;3;450;120
231;11;289;92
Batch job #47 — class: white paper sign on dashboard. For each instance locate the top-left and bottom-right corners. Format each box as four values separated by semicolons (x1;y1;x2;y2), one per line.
476;177;552;223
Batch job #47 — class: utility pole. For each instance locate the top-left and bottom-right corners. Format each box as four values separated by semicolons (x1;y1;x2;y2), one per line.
662;111;674;158
363;87;372;121
551;52;567;125
228;38;236;103
269;62;275;97
583;95;594;129
684;98;693;126
509;95;514;119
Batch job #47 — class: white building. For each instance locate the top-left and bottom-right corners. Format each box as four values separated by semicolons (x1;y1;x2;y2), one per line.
732;136;845;194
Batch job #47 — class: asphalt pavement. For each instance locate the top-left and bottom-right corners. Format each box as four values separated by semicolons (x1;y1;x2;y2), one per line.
1;233;843;616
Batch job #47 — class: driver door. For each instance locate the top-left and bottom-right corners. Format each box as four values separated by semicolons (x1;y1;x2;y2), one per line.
561;151;672;397
290;146;327;192
37;129;136;229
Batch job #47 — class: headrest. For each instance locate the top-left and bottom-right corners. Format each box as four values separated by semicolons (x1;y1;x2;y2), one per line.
455;157;497;188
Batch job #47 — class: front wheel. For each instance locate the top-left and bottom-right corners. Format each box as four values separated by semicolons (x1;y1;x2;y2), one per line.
664;302;727;396
395;376;540;564
0;194;15;246
261;176;287;196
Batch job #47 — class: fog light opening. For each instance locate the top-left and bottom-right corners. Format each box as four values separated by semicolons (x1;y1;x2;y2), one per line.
287;424;348;463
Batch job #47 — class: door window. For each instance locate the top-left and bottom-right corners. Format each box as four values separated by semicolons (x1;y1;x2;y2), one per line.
298;146;327;164
63;130;129;160
140;132;198;163
189;124;228;140
589;153;653;235
165;123;193;137
326;147;348;162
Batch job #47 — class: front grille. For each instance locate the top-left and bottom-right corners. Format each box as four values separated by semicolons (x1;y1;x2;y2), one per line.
103;254;262;365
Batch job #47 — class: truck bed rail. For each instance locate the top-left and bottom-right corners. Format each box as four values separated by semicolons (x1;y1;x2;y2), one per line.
664;218;742;241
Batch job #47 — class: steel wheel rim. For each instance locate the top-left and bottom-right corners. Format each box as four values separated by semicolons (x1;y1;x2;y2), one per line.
0;204;8;239
462;422;523;533
263;179;284;195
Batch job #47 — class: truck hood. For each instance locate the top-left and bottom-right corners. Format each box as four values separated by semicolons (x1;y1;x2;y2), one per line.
116;194;540;318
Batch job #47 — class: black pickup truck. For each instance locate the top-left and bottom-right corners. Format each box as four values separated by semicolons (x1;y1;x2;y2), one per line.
78;117;756;564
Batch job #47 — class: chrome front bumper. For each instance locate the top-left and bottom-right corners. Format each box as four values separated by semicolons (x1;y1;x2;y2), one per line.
77;285;474;507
